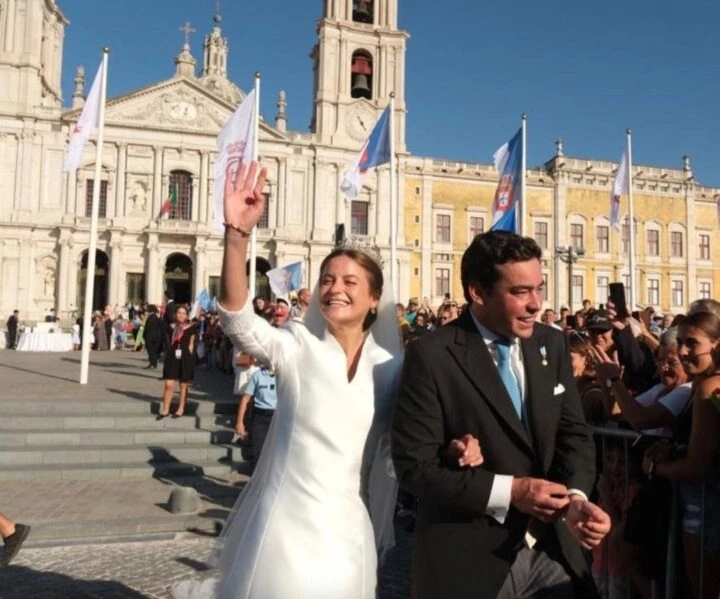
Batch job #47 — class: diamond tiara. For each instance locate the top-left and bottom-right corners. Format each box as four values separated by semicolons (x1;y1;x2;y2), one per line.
335;236;384;269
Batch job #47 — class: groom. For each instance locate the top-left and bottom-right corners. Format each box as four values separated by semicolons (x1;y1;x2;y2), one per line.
392;231;610;599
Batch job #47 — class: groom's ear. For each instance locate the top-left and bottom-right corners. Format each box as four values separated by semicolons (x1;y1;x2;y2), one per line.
467;282;487;306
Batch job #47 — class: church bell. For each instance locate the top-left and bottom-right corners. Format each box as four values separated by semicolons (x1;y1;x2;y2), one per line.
351;74;372;100
352;1;373;24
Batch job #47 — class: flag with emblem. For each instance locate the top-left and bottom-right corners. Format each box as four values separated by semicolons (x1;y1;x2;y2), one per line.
490;127;522;233
63;60;104;172
611;151;629;230
340;106;391;199
267;262;304;297
161;184;178;217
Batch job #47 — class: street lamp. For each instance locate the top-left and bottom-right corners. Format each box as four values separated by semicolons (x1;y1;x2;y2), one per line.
555;245;585;310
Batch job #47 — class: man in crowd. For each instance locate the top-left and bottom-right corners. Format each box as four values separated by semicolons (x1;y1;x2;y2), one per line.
393;230;609;599
406;297;420;325
541;308;563;330
290;288;311;320
5;310;19;349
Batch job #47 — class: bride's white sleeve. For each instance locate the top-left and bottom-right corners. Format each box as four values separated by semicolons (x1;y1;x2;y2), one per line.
368;430;398;565
217;297;297;369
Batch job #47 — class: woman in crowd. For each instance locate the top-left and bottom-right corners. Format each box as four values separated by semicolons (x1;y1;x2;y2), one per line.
157;305;197;419
569;333;608;423
172;160;480;599
641;311;720;599
92;311;108;351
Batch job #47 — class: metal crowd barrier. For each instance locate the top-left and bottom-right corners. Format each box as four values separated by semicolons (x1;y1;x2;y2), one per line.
590;425;698;599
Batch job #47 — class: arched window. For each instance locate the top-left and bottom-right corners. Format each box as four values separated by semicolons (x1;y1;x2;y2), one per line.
352;0;374;24
168;170;193;221
350;50;373;100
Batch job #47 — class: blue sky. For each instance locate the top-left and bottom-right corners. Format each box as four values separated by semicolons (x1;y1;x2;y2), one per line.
59;1;720;186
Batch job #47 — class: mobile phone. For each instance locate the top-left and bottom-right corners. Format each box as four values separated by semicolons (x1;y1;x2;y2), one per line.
609;282;630;319
566;315;577;329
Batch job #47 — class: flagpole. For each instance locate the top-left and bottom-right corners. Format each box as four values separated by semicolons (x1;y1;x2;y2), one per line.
626;128;636;310
519;114;527;236
249;72;260;299
389;92;398;300
79;48;109;385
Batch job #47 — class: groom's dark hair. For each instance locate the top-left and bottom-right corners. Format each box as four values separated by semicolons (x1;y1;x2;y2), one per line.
461;231;542;302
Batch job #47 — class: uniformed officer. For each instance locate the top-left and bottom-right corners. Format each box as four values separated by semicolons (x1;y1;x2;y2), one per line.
236;366;278;471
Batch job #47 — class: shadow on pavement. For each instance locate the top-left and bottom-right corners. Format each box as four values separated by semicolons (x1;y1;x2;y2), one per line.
0;361;77;383
175;556;212;572
0;565;149;598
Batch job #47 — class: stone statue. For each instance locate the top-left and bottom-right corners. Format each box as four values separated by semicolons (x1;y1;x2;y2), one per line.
129;182;147;213
44;268;55;297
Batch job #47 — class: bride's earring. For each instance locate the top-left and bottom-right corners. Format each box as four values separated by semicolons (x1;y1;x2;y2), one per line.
370;308;377;316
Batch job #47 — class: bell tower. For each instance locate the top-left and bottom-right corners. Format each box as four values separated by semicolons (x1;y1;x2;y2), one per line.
311;0;408;151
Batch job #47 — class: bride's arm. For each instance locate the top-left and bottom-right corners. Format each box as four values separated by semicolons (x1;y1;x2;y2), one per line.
219;160;295;367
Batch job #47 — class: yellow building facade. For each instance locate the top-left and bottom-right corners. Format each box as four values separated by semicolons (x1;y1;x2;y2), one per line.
402;146;719;314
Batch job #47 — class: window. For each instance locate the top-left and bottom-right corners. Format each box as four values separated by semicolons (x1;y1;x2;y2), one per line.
647;230;660;257
168;170;193;220
258;192;270;229
623;274;632;293
436;214;451;243
647;279;660;306
208;276;221;301
699;234;711;260
596;225;609;253
534;222;548;250
469;216;484;239
621;222;630;255
570;224;584;250
699;281;712;300
596;276;609;305
85;179;108;218
125;273;145;305
350;200;369;235
670;231;684;258
671;280;684;307
571;275;584;306
435;268;450;297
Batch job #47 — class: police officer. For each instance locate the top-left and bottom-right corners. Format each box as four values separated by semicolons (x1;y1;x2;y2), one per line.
236;365;278;471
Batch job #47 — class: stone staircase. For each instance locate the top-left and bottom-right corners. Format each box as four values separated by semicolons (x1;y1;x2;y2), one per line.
0;398;245;481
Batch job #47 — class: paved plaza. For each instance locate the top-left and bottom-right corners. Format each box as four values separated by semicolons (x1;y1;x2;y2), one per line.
0;349;412;597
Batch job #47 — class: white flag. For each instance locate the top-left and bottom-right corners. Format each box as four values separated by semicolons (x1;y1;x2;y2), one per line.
213;89;257;233
610;151;629;230
63;60;103;172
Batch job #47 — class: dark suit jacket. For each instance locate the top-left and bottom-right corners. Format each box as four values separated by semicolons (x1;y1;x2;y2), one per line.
143;314;163;343
392;310;598;599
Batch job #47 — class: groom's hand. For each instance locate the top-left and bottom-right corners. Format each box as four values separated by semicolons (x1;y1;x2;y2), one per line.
564;498;611;550
510;478;569;521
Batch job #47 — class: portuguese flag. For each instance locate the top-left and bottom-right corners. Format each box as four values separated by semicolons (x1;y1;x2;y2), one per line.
161;184;178;216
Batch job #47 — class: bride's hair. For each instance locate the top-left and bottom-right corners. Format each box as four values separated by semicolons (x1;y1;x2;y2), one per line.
320;249;384;331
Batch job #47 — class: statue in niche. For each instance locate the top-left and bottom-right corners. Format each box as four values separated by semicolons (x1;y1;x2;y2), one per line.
44;268;56;297
129;181;147;213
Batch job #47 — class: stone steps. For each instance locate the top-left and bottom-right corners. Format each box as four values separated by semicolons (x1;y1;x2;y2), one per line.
0;399;239;417
0;429;216;448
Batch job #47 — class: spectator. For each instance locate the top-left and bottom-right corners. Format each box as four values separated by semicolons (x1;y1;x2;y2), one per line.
163;289;177;328
689;298;720;318
252;296;267;317
558;306;571;329
541;308;563;330
143;305;163;369
290;288;311;320
5;310;19;350
157;305;197;419
641;310;720;599
582;299;593;314
406;297;420;325
661;312;674;334
235;365;278;472
272;299;290;327
0;513;30;565
407;312;430;343
569;333;608;423
438;305;455;326
113;315;128;349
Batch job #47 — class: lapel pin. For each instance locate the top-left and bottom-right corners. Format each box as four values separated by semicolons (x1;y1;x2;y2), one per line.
540;345;548;366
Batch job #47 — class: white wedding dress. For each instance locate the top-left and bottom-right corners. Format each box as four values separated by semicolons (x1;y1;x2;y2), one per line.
172;288;402;599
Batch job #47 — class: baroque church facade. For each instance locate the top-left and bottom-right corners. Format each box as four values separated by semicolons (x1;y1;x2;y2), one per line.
1;0;718;322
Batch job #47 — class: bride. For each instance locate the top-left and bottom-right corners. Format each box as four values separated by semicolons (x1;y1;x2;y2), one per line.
173;160;480;598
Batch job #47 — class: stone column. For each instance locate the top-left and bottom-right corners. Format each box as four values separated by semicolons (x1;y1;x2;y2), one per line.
276;160;287;229
115;143;127;218
553;171;569;309
57;236;71;314
199;152;210;225
146;233;160;303
108;238;123;307
193;239;207;296
152;146;163;217
421;172;432;300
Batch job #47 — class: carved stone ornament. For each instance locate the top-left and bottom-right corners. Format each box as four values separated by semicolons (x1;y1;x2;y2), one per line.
129;181;148;213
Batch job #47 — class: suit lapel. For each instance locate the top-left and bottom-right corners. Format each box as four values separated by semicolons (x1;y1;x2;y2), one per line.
521;331;556;466
447;312;533;454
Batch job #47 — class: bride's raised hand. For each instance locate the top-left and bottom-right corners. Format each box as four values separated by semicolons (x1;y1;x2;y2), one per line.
223;159;268;234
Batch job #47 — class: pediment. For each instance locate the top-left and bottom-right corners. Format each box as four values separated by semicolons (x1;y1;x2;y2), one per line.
63;77;287;140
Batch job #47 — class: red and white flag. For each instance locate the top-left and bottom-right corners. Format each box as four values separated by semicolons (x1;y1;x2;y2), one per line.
213;89;257;233
610;151;629;230
63;60;103;172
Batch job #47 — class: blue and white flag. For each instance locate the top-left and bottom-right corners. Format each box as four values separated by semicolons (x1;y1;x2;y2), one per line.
490;127;522;233
611;151;629;231
340;106;392;199
267;262;303;297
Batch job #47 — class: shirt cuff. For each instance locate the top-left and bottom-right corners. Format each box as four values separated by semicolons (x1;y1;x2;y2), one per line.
567;488;588;501
487;474;513;524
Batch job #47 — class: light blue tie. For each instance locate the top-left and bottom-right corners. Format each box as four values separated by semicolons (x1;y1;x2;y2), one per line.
494;339;523;420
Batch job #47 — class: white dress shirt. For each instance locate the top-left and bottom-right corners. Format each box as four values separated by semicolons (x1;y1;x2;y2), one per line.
469;312;587;525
